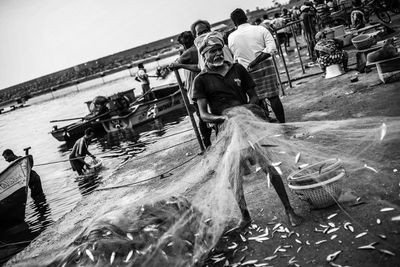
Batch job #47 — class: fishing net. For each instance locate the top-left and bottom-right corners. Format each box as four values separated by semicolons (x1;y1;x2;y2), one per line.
48;105;399;266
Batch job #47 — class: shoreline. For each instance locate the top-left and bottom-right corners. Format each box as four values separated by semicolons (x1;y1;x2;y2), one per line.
7;56;400;266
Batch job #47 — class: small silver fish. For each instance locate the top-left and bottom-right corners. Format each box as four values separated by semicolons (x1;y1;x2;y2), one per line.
331;235;338;240
85;249;95;262
272;162;282;167
228;242;238;250
299;163;309;169
288;256;297;264
378;234;386;239
391;215;400;221
328;222;335;228
327;228;340;234
327;213;338;220
306;240;310;245
125;250;133;262
242;260;258;265
265;227;269;236
278;248;287;252
358;242;378;250
376;219;381;224
355;232;367;238
126;233;133;240
273;246;282;254
267;172;271;188
254;263;270;267
297;246;302;253
110;252;115;265
380;207;394;212
364;164;378;173
326;250;342;262
273;223;282;230
240;234;246;242
315;240;328;245
379;249;395;256
380;123;387;141
264;255;278;261
204;218;212;223
295;239;302;244
295;153;301;164
275;166;283;175
248;140;255;150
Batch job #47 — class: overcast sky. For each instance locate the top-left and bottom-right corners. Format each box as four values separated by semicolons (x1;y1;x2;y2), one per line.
0;0;279;89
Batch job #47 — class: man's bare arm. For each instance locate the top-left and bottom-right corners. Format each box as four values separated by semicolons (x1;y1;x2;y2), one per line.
197;98;227;123
247;52;271;71
169;62;200;72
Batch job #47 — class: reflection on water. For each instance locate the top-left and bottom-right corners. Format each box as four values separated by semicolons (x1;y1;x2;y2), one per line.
0;107;188;264
0;59;188;263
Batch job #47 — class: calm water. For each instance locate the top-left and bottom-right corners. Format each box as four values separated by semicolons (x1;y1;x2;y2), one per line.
0;57;186;262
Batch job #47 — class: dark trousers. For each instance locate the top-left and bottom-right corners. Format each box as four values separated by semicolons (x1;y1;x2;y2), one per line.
260;96;286;123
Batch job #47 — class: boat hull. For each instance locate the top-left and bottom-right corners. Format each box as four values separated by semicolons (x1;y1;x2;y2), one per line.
50;121;105;142
101;91;185;133
0;156;31;226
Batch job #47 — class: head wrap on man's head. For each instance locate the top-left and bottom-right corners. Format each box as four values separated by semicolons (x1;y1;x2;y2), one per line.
195;31;225;56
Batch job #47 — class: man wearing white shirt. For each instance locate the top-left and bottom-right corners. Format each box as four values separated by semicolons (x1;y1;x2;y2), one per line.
228;8;285;123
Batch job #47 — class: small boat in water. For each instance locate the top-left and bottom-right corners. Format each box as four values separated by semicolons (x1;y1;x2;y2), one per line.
0;96;29;114
50;83;182;143
0;155;32;225
99;87;185;134
50;88;136;143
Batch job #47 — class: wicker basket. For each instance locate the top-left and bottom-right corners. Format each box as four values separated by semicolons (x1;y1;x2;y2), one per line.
288;158;343;186
352;34;376;50
288;171;344;208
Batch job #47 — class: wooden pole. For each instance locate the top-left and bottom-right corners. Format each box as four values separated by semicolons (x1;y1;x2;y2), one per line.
173;70;205;152
274;37;292;89
271;54;285;96
291;25;306;74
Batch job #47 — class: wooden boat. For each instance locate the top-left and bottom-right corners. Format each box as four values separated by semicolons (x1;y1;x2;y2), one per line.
0;155;32;225
50;83;181;143
100;89;185;133
0;96;29;114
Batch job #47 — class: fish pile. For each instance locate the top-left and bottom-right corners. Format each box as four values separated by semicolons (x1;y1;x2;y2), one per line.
204;207;399;267
50;197;208;267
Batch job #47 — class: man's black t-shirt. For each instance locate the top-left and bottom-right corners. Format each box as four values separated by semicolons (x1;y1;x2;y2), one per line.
192;63;256;115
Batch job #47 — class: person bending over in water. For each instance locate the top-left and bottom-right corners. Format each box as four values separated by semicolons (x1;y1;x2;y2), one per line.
69;128;96;175
192;32;303;228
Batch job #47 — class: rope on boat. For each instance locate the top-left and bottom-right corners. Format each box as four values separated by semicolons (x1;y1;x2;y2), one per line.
34;130;196;167
95;153;200;191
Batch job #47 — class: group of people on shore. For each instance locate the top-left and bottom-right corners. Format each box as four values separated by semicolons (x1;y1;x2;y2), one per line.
169;8;303;228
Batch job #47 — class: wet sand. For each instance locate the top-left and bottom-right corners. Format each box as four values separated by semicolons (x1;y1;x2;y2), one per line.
7;58;400;266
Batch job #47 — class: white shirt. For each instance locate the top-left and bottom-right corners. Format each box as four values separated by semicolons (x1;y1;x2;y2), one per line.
228;23;276;69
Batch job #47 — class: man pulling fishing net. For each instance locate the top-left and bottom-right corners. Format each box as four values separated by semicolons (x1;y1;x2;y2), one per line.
192;31;303;227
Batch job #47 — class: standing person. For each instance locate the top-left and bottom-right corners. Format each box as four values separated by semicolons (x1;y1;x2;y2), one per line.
190;20;234;70
300;3;317;60
271;13;289;55
192;34;303;227
315;0;331;29
2;149;44;200
168;31;212;148
69;128;96;176
228;8;286;123
135;63;155;101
